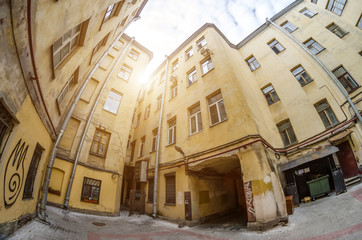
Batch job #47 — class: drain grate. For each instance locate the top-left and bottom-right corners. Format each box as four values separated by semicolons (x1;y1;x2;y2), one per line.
92;222;106;226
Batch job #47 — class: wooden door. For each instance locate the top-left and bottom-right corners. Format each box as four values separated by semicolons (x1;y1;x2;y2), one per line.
336;141;359;178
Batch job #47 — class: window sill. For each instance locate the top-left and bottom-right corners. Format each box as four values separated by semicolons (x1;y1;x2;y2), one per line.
250;66;261;72
189;130;203;137
347;86;360;95
301;79;314;87
284;141;299;148
186;80;198;88
89;152;106;158
164;203;176;206
201;67;215;77
102;109;118;116
268;100;281;106
166;142;176;147
209;118;228;128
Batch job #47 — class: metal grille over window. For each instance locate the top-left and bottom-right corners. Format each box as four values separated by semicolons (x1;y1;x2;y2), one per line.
277;120;297;146
201;58;214;75
190;105;203;134
246;56;260;71
262;85;280;105
304;39;324;55
332;67;359;93
208;92;227;125
53;23;82;68
268;40;285;54
103;90;122;114
188;69;198;85
90;129;110;157
0;101;16;157
315;100;338;128
165;174;176;204
292;66;312;86
168;119;176;145
326;0;346;16
23;145;43;199
81;177;101;204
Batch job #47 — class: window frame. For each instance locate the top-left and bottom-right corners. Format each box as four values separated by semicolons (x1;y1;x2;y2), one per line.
81;177;101;204
89;128;111;158
151;128;158;152
0;99;18;159
326;0;347;16
291;65;313;86
147;178;154;202
187;68;198;86
144;105;151;119
156;95;162;111
185;47;194;60
277;120;298;147
246;55;260;72
22;144;43;200
332;66;359;93
103;90;123;114
262;84;280;105
207;92;228;126
172;59;179;72
90;33;110;64
168;118;176;145
101;1;123;26
268;39;285;54
300;8;317;18
118;64;133;81
304;38;325;55
315;100;339;129
189;104;203;135
327;23;348;38
169;84;177;100
196;36;207;50
201;58;214;75
356;14;362;29
281;21;298;33
128;49;140;61
57;68;79;110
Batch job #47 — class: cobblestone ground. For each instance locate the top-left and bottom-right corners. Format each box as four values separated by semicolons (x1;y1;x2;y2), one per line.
7;184;362;240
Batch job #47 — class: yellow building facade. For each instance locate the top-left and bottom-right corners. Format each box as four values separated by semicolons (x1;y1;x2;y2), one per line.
0;0;151;238
128;0;361;230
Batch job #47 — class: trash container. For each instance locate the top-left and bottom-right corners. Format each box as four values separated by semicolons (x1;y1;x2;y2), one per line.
307;175;330;200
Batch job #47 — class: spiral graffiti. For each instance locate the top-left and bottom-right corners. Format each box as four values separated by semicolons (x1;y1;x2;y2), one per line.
3;139;28;208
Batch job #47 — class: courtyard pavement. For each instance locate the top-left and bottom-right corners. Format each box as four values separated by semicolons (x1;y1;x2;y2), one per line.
7;183;362;240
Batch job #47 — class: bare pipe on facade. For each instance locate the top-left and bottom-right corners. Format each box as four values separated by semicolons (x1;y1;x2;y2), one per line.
38;17;140;221
64;37;135;208
266;18;362;125
153;55;169;218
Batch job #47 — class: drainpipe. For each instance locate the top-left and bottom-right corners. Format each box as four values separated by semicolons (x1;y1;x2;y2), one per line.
64;37;135;208
38;17;140;221
153;55;169;217
266;18;362;125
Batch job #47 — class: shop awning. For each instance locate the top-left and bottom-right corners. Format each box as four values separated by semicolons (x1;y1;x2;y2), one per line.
280;145;339;171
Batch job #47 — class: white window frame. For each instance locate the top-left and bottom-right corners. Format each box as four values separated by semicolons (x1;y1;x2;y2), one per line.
281;21;297;33
304;39;325;55
300;8;317;18
118;65;132;81
185;47;194;60
168;119;176;145
268;39;285;54
169;84;177;100
196;37;207;50
327;23;348;38
53;23;82;69
208;92;227;125
201;58;214;75
152;129;158;152
128;49;139;61
187;68;197;85
156;95;162;111
103;90;122;114
144;105;150;119
326;0;346;16
189;105;203;135
246;56;260;71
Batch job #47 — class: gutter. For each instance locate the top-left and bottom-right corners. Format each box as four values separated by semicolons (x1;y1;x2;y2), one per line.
266;18;362;125
153;55;169;218
64;36;135;208
38;17;140;221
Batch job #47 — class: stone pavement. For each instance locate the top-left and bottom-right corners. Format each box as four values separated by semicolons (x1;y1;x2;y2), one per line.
7;183;362;240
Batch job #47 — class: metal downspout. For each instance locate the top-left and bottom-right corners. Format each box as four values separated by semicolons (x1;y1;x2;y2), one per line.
64;37;135;208
153;56;169;217
38;18;139;221
266;18;362;125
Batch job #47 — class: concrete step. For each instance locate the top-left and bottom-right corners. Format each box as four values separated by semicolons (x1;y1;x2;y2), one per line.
345;176;361;187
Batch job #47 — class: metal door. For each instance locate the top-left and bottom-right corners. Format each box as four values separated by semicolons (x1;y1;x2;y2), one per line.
336;141;359;178
184;191;192;221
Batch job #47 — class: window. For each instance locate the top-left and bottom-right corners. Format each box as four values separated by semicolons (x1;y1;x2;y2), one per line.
169;84;177;100
168;118;176;145
277;120;297;146
190;104;203;134
136;113;141;127
208;92;227;125
196;36;207;50
159;71;166;85
315;100;338;128
268;39;285;54
120;16;128;27
90;33;110;63
144;105;150;119
185;47;194;60
327;23;348;38
201;58;214;75
57;68;78;107
102;2;122;24
300;8;317;18
291;65;312;86
132;8;139;17
172;59;178;72
151;128;158;152
81;177;101;204
90;129;111;157
262;85;280;105
165;173;176;204
127;135;131;149
128;49;139;61
118;65;132;81
148;178;154;202
156;95;162;111
311;0;318;3
246;56;260;71
187;68;198;85
22;144;43;199
304;39;325;55
326;0;346;16
281;21;297;33
332;66;359;93
103;90;122;114
356;15;362;29
53;23;82;68
0;100;17;158
139;136;145;157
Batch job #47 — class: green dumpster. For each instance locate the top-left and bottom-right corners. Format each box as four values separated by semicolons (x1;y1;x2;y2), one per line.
307;175;330;200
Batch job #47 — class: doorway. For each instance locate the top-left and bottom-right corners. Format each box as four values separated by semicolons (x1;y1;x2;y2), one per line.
336;141;359;179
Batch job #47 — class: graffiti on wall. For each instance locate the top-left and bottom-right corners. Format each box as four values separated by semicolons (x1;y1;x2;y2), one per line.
3;139;29;208
243;181;256;221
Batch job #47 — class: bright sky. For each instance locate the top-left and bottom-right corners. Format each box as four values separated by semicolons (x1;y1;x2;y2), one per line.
125;0;295;82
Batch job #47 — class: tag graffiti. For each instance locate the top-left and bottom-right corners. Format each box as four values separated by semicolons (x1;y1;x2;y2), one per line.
4;139;29;208
244;181;256;221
